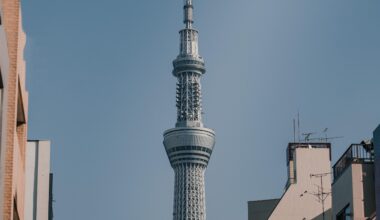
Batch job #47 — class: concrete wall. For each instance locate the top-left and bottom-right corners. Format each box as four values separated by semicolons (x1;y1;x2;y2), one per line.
24;141;51;220
248;199;279;220
374;125;380;217
362;164;376;218
269;148;332;220
332;164;353;218
332;163;375;219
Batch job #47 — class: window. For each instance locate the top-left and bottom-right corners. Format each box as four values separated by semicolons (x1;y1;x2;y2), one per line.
336;204;351;220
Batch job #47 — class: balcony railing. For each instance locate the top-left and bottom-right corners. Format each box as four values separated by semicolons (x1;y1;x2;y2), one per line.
333;143;374;181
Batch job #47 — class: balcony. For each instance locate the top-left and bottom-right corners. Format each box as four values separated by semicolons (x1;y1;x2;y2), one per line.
333;143;374;181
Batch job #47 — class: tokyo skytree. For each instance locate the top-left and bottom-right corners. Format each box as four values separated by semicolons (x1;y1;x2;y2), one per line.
163;0;216;220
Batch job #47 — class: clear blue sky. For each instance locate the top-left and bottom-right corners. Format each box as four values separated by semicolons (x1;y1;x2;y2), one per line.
22;0;380;219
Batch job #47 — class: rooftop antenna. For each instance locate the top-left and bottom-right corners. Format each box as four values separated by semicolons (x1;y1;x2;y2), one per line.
312;136;344;142
297;111;301;143
304;127;343;142
293;119;296;142
308;135;344;142
322;128;328;141
300;172;332;220
302;132;316;142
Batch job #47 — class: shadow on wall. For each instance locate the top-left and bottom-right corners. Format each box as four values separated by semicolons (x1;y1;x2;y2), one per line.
311;208;332;220
362;164;376;218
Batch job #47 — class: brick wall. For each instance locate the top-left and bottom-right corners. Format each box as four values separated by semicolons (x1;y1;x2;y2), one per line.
0;0;29;219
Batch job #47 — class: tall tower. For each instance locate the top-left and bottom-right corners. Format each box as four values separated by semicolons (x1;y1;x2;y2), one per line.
163;1;216;220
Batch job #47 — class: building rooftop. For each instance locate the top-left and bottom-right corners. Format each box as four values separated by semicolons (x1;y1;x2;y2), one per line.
287;142;331;165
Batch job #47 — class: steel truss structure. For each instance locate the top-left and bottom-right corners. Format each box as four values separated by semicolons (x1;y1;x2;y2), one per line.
173;164;206;220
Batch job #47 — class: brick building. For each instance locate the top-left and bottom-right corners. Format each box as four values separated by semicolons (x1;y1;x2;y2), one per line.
0;0;29;219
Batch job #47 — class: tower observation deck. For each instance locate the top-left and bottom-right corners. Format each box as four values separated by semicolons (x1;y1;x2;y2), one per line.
163;1;216;220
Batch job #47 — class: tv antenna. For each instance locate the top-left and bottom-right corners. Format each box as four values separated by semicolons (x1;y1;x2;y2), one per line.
292;111;301;142
307;136;344;142
302;132;316;142
292;115;343;143
298;127;343;143
300;172;331;220
308;128;343;142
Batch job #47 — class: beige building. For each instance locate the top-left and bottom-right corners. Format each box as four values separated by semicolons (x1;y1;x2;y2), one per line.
24;141;52;220
248;143;332;220
332;142;376;220
0;0;29;219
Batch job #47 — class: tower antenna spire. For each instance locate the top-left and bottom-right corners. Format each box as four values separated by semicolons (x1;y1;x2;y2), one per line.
184;0;194;28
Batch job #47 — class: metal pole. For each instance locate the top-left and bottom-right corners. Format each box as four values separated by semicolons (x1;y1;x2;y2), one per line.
320;175;325;220
310;173;331;220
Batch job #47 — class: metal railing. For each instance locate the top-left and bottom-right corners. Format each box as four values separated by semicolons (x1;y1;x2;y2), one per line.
333;144;374;181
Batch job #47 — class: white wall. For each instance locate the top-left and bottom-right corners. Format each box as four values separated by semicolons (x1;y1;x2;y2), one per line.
24;140;51;220
269;147;332;220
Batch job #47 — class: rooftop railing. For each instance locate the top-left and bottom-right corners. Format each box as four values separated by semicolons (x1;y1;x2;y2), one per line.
333;143;374;181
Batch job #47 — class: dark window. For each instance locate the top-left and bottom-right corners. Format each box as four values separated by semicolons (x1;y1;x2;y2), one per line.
336;204;351;220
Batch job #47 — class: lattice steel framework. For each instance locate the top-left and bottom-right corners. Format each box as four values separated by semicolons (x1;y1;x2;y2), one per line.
163;1;215;220
176;72;202;122
173;164;206;220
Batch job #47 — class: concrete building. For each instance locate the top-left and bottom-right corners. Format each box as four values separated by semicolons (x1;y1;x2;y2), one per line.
24;141;52;220
374;125;380;218
162;0;215;219
248;143;332;220
332;142;375;220
0;0;29;219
